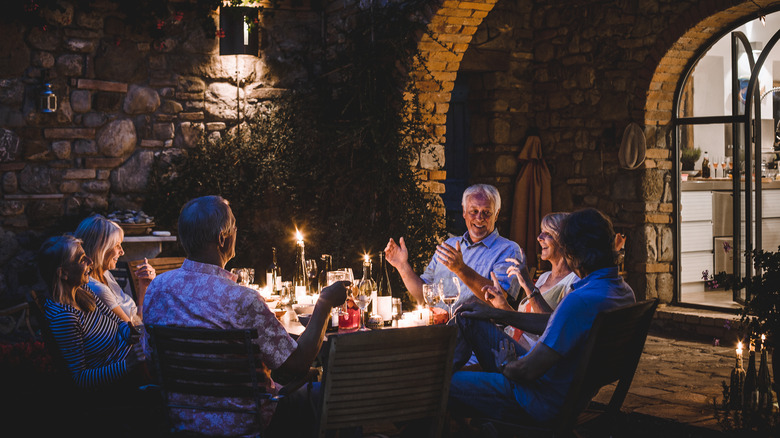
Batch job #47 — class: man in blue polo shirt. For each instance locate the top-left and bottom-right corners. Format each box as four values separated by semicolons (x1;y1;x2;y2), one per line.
448;208;636;422
384;184;521;310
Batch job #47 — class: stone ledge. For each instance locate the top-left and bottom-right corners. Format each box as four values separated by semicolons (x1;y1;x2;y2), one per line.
651;305;743;344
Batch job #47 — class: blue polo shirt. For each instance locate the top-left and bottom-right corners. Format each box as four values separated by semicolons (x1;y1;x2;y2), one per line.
420;229;521;310
514;267;636;421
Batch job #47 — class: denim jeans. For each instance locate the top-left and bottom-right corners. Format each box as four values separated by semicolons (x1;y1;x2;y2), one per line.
448;371;535;422
454;315;526;372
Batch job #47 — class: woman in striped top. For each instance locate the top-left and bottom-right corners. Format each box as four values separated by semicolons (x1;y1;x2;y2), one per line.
37;234;144;389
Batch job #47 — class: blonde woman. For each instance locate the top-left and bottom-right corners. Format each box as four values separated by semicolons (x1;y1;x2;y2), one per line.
483;212;579;351
37;235;143;389
75;215;155;324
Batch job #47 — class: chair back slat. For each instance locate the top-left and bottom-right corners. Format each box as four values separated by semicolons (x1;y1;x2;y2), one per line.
555;299;659;434
128;257;185;300
146;324;277;433
318;325;456;437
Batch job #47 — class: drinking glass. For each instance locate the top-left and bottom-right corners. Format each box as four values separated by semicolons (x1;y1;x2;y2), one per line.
439;277;461;321
423;283;441;308
352;284;372;331
327;270;353;286
720;157;726;178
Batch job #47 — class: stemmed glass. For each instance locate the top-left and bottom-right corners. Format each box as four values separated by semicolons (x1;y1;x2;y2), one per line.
422;282;441;324
352;283;372;331
713;157;720;178
439;277;461;321
721;157;727;178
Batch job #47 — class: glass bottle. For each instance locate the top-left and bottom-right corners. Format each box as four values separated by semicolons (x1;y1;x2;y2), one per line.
376;252;393;326
729;350;745;409
266;247;280;293
319;254;332;291
293;238;307;304
743;344;758;411
357;255;376;321
757;342;773;413
701;151;711;179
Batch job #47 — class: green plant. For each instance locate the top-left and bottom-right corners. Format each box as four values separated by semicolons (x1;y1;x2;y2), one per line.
681;147;701;171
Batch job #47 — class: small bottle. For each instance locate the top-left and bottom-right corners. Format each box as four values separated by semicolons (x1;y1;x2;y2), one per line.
701;151;711;178
729;350;745;409
266;247;280;293
757;339;773;413
743;343;758;411
293;238;306;304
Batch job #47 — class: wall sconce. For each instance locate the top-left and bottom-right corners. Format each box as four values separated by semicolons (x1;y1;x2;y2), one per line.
39;75;57;113
219;7;259;56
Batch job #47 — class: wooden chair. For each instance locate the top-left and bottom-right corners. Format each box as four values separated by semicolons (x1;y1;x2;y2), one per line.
317;324;457;438
128;256;185;301
474;299;659;438
146;324;305;435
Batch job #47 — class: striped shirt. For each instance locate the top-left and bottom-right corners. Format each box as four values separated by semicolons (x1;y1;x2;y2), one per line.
43;288;134;389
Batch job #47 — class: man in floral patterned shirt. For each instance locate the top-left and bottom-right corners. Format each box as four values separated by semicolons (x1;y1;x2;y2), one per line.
143;196;347;437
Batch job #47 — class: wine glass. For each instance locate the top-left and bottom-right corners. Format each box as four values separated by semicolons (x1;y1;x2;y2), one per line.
713;157;720;178
352;283;372;331
439;277;461;321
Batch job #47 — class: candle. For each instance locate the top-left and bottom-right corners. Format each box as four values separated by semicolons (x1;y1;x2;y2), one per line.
760;334;766;352
737;341;743;360
296;229;304;245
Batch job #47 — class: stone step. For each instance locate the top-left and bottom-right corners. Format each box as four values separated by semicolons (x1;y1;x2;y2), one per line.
651;305;743;345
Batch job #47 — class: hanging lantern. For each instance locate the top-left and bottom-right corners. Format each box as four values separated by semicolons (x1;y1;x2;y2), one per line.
39;81;57;113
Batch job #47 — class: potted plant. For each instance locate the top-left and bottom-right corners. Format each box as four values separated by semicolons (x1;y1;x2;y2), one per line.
681;147;702;172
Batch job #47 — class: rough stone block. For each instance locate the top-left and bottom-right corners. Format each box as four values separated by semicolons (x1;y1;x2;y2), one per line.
153;123;175;140
63;169;96;179
77;79;128;93
56;54;84;77
70;89;92;113
84;157;124;168
51;140;71;160
97;119;136;157
59;180;80;193
123;85;161;115
2;172;18;193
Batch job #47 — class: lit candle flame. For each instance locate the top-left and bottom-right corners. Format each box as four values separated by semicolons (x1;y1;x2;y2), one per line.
363;253;370;264
295;229;303;243
761;334;766;342
737;341;743;357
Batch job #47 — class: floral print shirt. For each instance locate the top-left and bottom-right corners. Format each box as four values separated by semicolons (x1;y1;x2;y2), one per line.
143;259;297;437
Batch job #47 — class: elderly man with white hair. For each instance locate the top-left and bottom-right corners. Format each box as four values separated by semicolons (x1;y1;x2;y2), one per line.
385;184;521;309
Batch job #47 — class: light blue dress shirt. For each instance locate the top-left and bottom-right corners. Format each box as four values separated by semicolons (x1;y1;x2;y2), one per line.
420;229;521;311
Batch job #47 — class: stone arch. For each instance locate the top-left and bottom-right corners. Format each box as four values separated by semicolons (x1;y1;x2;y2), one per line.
641;1;780;300
412;0;499;184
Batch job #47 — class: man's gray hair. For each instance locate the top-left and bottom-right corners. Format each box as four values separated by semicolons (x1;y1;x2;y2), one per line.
178;195;236;257
461;184;501;212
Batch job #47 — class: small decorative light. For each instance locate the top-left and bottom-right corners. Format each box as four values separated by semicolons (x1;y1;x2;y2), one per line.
39;81;57;113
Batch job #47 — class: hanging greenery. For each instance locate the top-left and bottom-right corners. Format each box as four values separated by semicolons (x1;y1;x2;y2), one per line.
146;1;446;303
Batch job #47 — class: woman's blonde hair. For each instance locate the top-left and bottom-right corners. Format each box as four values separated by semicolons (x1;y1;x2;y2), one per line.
74;214;123;284
37;235;96;311
541;212;570;241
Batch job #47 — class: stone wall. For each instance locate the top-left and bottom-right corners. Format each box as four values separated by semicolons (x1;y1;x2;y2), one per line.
0;1;322;305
